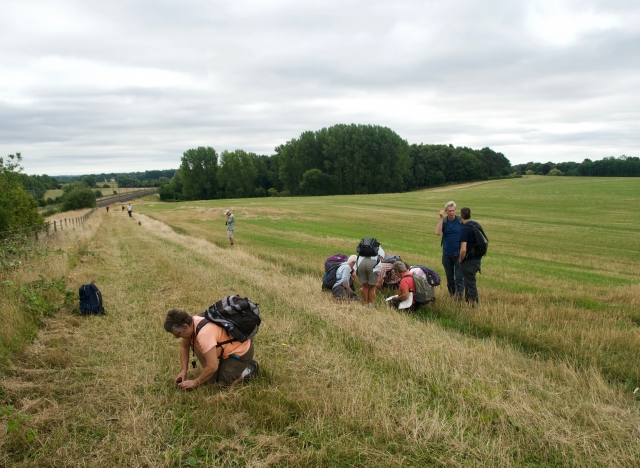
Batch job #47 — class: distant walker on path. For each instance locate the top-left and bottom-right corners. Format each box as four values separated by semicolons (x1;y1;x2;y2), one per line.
127;204;132;217
224;209;235;245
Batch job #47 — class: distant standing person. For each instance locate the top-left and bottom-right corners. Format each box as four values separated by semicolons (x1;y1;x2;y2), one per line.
224;209;235;245
459;207;482;305
127;204;132;217
106;206;109;213
435;201;464;300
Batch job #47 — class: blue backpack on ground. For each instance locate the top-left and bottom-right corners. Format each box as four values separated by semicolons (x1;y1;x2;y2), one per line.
79;281;105;315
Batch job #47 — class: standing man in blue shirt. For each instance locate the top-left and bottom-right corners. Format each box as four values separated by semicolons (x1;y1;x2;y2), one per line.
435;201;464;300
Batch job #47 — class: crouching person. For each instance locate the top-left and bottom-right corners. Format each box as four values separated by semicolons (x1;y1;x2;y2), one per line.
332;255;359;301
164;308;258;390
388;261;418;312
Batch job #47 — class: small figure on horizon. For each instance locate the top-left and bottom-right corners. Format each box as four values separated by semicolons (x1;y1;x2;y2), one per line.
224;209;235;245
127;204;132;217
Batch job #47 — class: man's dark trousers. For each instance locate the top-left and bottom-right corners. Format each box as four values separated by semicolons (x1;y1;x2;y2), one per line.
442;254;464;299
460;257;481;303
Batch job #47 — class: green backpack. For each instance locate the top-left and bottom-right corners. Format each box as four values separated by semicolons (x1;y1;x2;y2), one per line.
410;274;435;305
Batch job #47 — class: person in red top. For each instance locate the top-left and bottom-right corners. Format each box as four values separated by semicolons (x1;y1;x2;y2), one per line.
389;262;418;312
164;309;258;390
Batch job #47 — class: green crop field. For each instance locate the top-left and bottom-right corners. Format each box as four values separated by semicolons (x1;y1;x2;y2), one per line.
2;176;640;467
43;188;63;200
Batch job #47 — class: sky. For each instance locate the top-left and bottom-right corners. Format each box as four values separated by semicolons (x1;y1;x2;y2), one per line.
1;0;639;175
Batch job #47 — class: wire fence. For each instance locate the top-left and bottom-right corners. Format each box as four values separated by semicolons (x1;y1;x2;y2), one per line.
2;187;156;249
0;208;97;244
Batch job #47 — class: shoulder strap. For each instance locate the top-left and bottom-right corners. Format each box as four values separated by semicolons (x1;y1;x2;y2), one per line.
195;318;237;352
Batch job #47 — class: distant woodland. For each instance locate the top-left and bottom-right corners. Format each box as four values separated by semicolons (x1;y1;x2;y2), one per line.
159;124;512;201
512;156;640;177
11;125;639;207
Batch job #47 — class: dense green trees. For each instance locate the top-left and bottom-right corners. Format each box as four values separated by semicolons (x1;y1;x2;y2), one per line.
179;147;219;200
275;124;412;195
406;144;511;189
0;154;43;234
158;172;183;201
60;183;97;211
512;156;640;177
217;150;258;199
163;124;512;200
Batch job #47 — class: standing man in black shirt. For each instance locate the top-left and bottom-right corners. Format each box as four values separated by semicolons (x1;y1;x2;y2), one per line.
459;207;482;305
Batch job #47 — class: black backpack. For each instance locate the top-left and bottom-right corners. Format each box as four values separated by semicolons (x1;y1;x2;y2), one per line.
79;282;105;315
196;295;261;345
322;263;341;290
356;238;380;257
469;221;489;257
322;262;355;291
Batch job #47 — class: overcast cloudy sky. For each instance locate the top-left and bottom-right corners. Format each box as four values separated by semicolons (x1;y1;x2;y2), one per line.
1;0;639;175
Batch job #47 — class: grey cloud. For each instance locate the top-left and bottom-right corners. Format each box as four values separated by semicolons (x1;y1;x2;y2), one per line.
1;0;639;174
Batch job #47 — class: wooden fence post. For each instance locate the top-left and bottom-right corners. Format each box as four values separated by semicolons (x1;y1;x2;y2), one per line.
54;221;57;232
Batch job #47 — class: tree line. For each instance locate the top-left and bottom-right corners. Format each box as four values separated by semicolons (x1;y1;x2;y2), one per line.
512;156;640;177
0;154;42;235
159;124;513;201
57;170;175;189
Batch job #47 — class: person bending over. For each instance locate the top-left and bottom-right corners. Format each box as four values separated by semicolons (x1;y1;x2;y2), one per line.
332;255;359;301
388;261;418;312
164;309;258;390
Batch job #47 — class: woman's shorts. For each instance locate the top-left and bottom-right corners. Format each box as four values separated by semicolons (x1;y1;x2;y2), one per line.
226;230;234;238
357;257;380;285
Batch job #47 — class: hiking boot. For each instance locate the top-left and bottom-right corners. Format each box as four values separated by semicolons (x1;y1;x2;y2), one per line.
242;360;259;380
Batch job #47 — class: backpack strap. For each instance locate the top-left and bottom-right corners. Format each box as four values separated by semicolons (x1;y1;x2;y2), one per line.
194;318;238;359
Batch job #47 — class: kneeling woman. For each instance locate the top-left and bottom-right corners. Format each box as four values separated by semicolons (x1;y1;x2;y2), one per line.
164;309;258;390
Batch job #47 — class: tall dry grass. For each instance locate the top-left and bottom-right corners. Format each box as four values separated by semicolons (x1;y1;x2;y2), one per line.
2;199;640;467
0;208;100;362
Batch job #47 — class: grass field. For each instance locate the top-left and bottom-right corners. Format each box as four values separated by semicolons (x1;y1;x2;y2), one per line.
2;176;640;467
44;182;141;201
